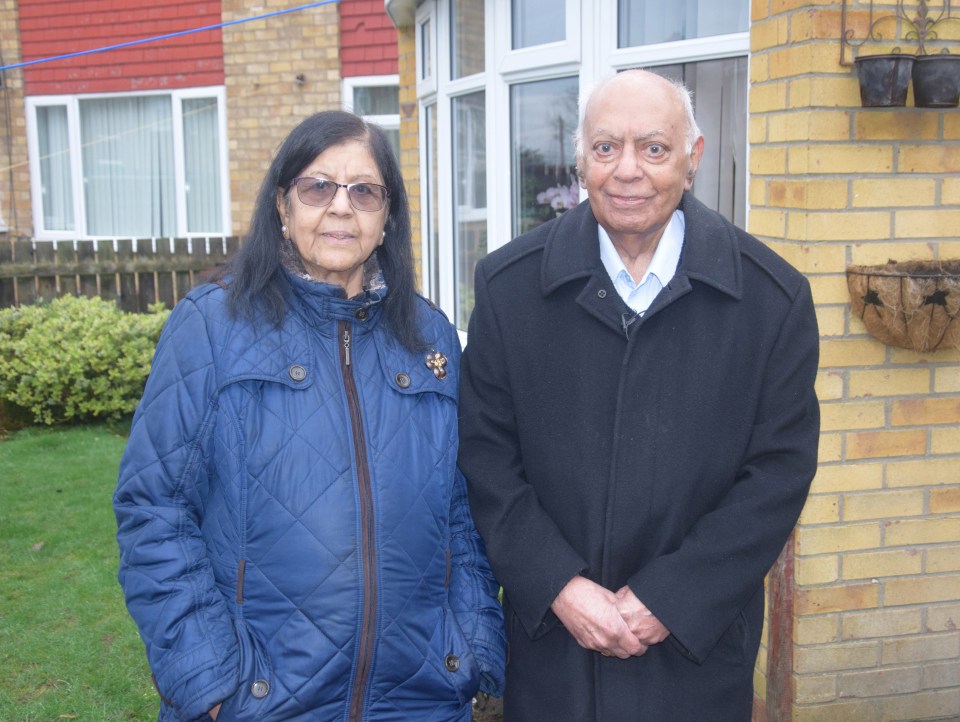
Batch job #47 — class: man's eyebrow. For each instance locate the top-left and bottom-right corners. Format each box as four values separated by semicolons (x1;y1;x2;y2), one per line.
589;128;668;143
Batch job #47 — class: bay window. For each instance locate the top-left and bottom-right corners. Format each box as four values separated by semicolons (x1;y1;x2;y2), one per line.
408;0;749;328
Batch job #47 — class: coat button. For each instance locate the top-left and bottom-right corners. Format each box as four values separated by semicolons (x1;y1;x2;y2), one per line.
288;365;307;382
444;654;460;672
250;679;270;698
395;372;411;388
597;289;607;298
355;308;369;321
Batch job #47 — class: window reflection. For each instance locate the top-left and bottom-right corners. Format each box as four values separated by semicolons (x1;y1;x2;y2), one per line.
618;0;748;47
452;92;486;327
420;19;432;80
510;77;579;237
451;0;485;79
513;0;564;49
425;104;440;304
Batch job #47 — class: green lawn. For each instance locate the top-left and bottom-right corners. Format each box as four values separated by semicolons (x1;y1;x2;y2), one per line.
0;424;156;721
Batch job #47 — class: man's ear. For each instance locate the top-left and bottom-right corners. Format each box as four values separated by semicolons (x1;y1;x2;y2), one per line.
685;136;705;189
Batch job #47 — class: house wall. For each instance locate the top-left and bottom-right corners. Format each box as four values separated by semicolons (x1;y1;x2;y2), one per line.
397;23;421;270
220;0;341;237
17;0;224;94
0;0;30;237
341;0;399;77
750;1;960;720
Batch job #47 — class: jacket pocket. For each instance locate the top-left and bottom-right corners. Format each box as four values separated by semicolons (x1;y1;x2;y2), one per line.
710;609;750;667
215;621;277;722
441;606;481;707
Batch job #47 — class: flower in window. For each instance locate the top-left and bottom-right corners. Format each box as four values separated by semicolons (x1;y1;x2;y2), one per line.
536;176;580;212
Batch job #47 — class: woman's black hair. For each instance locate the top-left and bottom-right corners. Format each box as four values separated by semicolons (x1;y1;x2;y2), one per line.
218;110;424;352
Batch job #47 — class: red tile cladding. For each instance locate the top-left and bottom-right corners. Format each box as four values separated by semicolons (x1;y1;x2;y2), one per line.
339;0;397;77
18;0;224;95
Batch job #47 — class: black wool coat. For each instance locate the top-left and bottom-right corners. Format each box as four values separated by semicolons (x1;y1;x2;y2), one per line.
458;193;820;722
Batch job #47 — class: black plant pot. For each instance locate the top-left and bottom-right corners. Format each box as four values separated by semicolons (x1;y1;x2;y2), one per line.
855;53;915;107
913;54;960;108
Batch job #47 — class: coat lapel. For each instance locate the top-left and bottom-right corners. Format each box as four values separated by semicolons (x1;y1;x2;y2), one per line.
538;193;745;335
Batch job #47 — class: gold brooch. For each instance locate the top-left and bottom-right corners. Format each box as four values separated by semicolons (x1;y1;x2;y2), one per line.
424;350;448;380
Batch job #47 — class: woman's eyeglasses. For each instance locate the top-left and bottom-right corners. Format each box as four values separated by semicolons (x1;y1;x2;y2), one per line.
288;177;389;212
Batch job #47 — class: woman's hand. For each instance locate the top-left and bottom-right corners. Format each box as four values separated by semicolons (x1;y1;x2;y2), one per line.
209;703;222;720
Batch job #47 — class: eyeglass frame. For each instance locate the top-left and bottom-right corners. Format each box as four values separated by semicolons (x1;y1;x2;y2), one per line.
287;176;390;212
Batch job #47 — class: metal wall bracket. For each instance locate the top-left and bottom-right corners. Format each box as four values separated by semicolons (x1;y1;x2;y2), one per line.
841;0;960;65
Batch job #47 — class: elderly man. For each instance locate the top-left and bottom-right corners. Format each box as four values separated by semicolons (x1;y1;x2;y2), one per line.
458;69;820;721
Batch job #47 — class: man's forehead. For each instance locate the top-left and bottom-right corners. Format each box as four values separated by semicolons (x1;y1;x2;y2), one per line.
587;125;670;143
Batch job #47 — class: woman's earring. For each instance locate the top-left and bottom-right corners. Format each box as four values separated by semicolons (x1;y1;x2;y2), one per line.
281;225;288;238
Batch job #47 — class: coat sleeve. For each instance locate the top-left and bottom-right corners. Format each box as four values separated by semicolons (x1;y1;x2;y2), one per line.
447;466;507;696
628;278;820;663
114;298;239;721
459;262;588;639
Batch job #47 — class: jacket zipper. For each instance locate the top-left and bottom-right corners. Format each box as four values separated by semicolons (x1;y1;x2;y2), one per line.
340;321;377;722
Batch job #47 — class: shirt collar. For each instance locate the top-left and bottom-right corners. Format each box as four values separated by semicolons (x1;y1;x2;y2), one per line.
597;210;685;289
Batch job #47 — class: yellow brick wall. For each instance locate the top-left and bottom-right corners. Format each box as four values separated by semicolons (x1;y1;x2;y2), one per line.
397;23;422;277
221;0;342;236
0;0;32;239
751;1;960;720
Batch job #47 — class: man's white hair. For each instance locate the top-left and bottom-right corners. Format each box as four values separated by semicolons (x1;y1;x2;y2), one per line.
572;69;702;179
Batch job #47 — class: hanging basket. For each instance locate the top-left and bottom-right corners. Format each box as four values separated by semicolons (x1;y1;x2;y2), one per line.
847;260;960;352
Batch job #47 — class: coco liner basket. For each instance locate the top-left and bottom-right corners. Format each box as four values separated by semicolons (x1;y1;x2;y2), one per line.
847;260;960;351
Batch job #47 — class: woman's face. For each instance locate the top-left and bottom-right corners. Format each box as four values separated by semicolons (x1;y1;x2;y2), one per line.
276;139;388;297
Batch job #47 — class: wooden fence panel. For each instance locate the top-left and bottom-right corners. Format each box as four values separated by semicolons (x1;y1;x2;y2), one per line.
77;241;99;299
0;236;240;312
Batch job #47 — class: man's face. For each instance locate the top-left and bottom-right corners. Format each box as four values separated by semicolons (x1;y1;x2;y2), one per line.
580;73;703;249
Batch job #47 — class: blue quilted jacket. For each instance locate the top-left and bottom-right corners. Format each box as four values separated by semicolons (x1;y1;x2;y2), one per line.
115;274;506;722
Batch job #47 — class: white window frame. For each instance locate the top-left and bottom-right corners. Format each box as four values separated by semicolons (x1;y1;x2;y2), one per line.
25;86;230;241
342;74;401;139
417;0;750;327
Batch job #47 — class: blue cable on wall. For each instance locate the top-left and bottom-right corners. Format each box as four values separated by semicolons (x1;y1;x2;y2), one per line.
0;0;342;73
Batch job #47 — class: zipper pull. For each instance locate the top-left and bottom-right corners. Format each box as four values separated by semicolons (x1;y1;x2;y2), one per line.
343;327;351;367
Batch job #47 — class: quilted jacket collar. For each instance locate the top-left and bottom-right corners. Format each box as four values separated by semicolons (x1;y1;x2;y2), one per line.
285;270;387;332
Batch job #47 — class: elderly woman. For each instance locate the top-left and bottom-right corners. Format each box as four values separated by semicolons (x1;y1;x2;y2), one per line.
114;111;505;722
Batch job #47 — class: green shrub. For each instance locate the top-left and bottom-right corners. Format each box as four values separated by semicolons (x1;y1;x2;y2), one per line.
0;296;170;425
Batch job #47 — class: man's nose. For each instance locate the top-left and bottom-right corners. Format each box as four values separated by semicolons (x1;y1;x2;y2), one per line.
614;146;644;179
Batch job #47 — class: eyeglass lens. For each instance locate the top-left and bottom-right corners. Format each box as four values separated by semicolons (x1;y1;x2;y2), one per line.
294;177;387;212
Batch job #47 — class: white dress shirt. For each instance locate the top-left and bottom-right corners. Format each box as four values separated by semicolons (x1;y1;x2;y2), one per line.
598;210;685;316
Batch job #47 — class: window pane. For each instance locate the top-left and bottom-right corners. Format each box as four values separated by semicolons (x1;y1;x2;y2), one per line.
80;96;175;237
511;76;579;237
452;91;486;328
451;0;484;79
385;128;401;164
513;0;564;49
183;97;222;234
425;104;440;303
647;59;747;226
420;19;432;80
618;0;748;47
36;105;74;231
353;86;399;116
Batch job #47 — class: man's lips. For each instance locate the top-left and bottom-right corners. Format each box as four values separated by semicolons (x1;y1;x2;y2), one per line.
608;193;651;206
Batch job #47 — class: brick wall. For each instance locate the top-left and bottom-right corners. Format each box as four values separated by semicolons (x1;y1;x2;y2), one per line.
340;0;398;77
220;0;341;237
18;0;224;94
397;22;421;272
0;0;31;238
750;1;960;720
